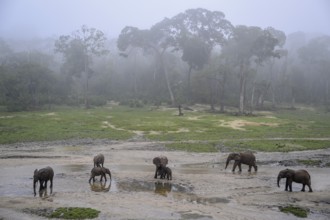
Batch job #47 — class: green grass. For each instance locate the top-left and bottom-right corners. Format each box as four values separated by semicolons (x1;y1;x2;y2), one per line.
297;159;322;166
0;105;330;152
165;142;220;152
49;207;100;219
279;206;309;218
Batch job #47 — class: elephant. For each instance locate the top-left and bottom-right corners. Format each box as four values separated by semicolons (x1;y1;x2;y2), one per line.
159;166;172;180
153;156;168;179
277;169;313;192
93;154;104;167
33;166;54;196
89;167;111;183
225;152;258;172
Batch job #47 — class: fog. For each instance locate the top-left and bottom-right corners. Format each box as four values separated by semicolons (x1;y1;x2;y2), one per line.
0;0;330;113
1;0;329;39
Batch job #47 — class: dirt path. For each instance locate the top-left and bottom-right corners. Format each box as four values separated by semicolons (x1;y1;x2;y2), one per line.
0;141;329;220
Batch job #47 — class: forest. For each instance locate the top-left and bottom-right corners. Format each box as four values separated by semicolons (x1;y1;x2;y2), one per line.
0;8;329;113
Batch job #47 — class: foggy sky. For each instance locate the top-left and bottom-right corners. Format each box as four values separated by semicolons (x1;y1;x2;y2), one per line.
0;0;329;39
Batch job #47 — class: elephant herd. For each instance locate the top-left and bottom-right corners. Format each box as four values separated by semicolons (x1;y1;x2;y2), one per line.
224;152;313;192
32;152;313;196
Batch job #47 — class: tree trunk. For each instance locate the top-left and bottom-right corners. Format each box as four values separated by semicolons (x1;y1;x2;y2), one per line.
187;65;192;104
209;77;216;112
159;54;175;106
219;66;227;113
239;62;246;114
291;87;296;108
84;53;90;109
269;60;276;108
250;81;256;114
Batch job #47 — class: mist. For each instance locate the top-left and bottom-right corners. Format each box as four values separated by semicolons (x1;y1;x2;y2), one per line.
0;0;330;112
1;0;329;39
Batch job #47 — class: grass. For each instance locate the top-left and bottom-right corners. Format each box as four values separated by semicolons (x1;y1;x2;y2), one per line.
279;205;309;218
297;159;322;166
0;104;329;152
49;207;100;219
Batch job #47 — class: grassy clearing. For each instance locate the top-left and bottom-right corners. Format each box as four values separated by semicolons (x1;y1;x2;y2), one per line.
0;105;329;152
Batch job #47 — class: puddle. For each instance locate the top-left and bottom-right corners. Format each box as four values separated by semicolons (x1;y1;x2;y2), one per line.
116;179;192;195
180;212;213;220
89;182;112;192
61;164;90;172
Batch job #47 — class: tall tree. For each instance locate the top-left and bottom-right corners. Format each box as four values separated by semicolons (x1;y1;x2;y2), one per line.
169;8;233;104
117;24;177;105
223;25;283;113
55;25;108;108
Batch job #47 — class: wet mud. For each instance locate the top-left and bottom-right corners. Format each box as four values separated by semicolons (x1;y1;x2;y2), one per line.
0;141;329;219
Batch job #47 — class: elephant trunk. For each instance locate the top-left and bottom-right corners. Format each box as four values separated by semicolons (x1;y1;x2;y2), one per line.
225;158;230;169
277;175;281;187
33;180;37;196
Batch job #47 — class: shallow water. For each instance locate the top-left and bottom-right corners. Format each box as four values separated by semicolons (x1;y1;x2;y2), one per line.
0;143;330;220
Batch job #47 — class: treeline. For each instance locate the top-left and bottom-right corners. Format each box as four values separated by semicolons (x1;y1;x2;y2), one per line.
0;8;329;112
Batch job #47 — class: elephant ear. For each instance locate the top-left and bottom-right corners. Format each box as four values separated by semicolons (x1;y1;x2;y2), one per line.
34;169;38;174
233;154;241;160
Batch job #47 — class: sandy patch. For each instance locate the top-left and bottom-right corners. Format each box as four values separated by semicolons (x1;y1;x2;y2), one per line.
0;116;14;119
219;119;279;131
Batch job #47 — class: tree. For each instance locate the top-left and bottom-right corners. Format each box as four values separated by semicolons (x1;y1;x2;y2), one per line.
181;37;211;103
222;25;283;113
0;62;55;111
299;35;330;108
170;8;233;104
118;24;177;105
118;8;233;106
55;25;108;108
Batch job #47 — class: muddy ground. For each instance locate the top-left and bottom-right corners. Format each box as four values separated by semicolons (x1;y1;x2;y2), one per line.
0;139;329;220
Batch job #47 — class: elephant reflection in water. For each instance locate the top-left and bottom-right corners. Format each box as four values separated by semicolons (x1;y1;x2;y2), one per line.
38;188;49;198
90;181;111;192
154;182;172;196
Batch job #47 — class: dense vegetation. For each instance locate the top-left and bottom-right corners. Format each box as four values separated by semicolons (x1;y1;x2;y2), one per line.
0;8;329;113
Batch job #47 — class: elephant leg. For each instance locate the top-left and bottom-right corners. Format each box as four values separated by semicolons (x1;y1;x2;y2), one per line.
232;161;238;172
301;184;306;192
40;180;44;191
154;168;158;179
288;179;293;192
45;180;48;189
254;165;258;172
248;165;252;172
103;174;107;182
238;163;242;172
285;178;289;191
50;179;53;194
308;184;313;192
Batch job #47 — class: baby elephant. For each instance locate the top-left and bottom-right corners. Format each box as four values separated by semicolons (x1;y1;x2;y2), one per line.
33;166;54;196
93;154;105;167
159;166;172;180
89;167;112;183
153;156;168;179
225;152;257;172
277;169;313;192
